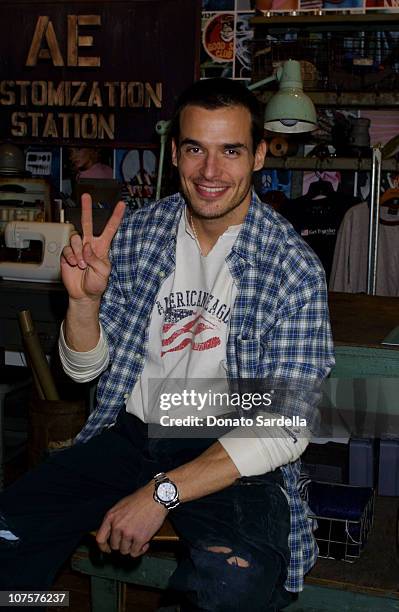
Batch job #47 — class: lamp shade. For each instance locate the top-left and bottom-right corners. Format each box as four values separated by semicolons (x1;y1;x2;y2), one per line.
264;60;317;134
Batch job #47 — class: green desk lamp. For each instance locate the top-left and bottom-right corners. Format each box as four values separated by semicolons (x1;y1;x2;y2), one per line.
248;59;317;134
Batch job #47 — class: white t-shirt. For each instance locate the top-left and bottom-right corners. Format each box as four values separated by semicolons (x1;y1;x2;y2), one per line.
127;208;238;422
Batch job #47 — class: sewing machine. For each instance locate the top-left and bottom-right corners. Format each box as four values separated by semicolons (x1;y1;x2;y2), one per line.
0;221;75;283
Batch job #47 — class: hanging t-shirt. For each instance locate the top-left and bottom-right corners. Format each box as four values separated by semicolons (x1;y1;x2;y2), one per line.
283;192;357;282
329;201;399;296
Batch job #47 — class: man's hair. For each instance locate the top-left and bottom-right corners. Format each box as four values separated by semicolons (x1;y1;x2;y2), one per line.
170;78;264;153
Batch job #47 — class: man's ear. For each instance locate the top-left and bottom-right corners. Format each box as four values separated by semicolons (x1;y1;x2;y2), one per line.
254;139;267;172
171;139;178;167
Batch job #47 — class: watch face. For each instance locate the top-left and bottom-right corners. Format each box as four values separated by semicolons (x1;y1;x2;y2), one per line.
158;481;177;502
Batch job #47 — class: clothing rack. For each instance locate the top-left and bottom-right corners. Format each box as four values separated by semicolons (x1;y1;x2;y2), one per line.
367;147;383;295
264;149;390;296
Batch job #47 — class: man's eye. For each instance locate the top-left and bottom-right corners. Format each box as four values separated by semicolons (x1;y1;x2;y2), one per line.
186;147;202;154
225;149;239;156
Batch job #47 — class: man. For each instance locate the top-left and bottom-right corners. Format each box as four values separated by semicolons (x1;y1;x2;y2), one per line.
0;78;334;611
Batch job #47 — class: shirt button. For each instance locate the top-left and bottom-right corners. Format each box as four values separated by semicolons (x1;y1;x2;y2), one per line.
159;271;165;278
123;393;129;399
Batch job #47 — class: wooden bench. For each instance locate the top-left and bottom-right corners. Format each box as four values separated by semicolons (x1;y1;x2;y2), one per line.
71;518;399;612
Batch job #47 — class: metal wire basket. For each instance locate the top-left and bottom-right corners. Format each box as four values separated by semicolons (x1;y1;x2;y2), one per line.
252;30;399;92
307;481;375;562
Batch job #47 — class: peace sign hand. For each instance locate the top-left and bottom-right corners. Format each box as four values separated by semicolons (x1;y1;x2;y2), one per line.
61;193;126;303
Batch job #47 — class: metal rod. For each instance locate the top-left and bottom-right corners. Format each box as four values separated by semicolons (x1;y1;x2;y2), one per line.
366;146;382;295
248;74;276;91
155;120;171;201
18;310;60;401
262;157;399;171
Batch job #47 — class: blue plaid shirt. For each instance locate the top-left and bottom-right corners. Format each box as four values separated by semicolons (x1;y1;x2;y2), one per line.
75;191;335;592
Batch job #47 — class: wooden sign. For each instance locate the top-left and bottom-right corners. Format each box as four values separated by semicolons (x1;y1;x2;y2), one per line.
0;0;201;146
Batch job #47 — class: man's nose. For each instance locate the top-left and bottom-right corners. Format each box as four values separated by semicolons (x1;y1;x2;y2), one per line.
199;152;220;180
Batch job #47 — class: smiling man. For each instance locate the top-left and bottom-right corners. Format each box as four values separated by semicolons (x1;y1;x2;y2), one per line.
0;79;334;611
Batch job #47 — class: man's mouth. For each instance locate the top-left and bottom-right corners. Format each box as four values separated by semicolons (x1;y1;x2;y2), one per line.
194;183;230;198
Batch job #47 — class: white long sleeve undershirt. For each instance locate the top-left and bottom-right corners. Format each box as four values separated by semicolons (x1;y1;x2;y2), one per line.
219;425;309;477
58;322;109;383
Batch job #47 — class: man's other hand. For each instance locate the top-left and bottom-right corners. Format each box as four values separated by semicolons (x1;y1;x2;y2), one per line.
96;483;168;557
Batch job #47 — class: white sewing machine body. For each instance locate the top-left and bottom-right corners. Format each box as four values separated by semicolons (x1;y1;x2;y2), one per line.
0;221;75;283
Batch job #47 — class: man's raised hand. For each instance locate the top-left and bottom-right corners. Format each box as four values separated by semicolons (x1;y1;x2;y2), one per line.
61;193;126;302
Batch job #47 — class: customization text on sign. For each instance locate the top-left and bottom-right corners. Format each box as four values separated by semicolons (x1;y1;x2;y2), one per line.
0;1;200;145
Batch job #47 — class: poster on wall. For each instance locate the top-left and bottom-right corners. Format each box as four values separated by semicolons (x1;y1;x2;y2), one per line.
24;146;60;188
234;13;254;79
200;9;252;80
299;0;363;11
115;148;158;210
236;0;254;7
255;168;292;199
61;146;114;198
202;0;235;8
255;0;299;11
0;0;201;146
201;13;235;78
365;0;399;9
359;110;399;198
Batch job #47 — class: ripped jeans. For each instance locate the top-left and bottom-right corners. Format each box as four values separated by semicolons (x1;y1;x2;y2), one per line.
0;411;293;611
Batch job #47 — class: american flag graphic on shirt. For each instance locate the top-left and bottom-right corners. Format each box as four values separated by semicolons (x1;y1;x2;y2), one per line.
161;308;221;357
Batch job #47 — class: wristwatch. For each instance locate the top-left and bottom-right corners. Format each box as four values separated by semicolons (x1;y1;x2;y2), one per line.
153;472;180;510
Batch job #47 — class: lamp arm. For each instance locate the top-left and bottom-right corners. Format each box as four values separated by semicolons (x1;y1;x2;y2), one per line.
155;120;171;201
247;73;277;92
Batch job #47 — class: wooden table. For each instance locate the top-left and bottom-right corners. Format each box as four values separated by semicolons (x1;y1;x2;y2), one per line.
329;291;399;348
328;292;399;379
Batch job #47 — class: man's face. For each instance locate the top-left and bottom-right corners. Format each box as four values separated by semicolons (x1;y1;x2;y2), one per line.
172;104;266;224
69;147;97;172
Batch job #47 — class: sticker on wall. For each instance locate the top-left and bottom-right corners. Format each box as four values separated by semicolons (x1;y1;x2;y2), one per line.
61;147;114;200
202;0;235;9
203;13;235;63
234;13;254;79
365;0;399;9
255;168;292;200
300;0;363;10
236;0;255;9
115;148;157;210
201;13;234;78
25;150;53;176
255;0;299;12
24;146;60;195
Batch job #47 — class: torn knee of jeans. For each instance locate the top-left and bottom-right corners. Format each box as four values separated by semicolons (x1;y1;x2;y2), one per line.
205;546;250;568
226;555;250;567
0;513;20;548
206;546;232;554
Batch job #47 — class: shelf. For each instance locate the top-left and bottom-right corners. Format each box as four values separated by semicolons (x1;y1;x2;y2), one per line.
263;157;399;171
251;13;399;108
251;13;399;29
256;91;399;108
